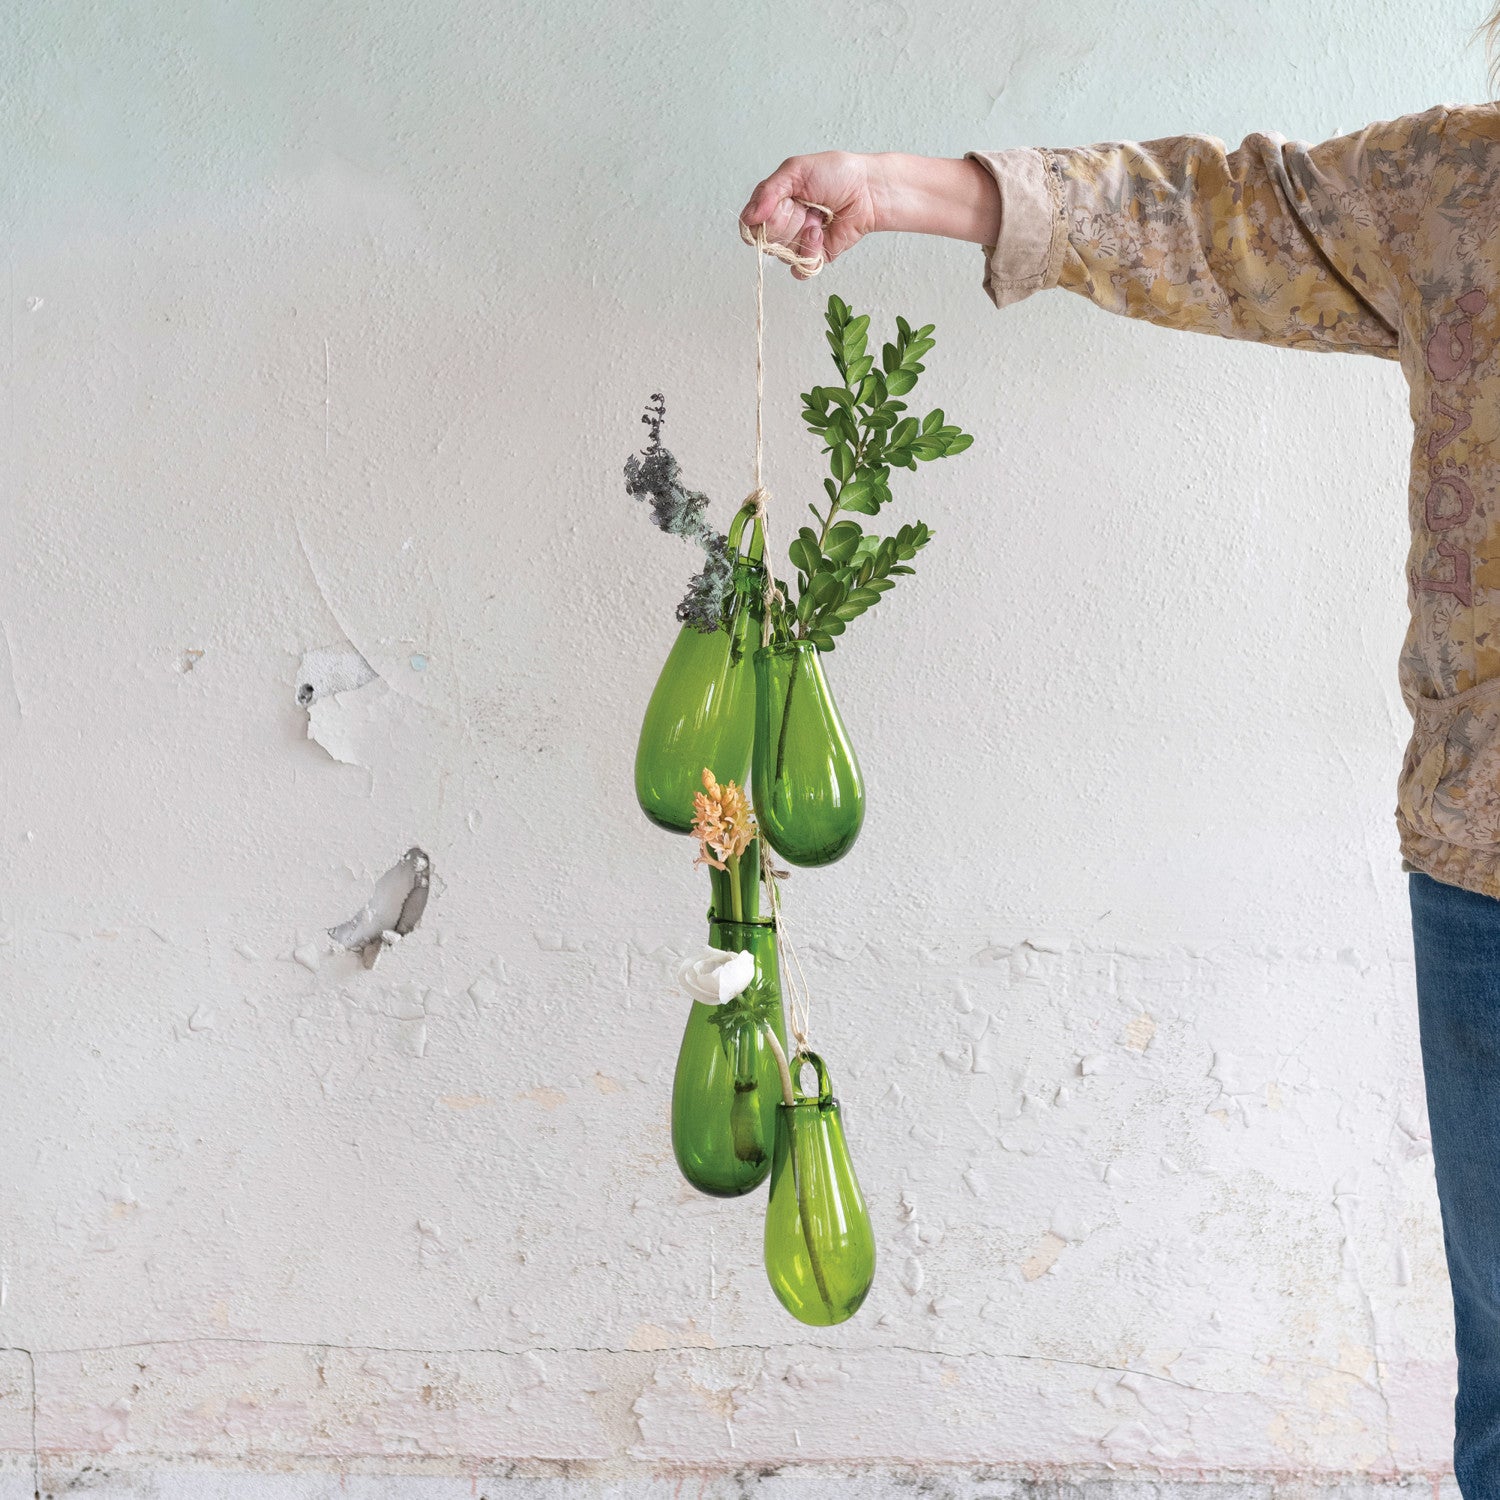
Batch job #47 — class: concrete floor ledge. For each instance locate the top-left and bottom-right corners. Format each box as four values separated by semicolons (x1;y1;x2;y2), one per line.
0;1463;1462;1500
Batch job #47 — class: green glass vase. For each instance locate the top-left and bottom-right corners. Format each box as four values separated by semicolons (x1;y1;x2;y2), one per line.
671;846;789;1197
635;506;764;833
752;641;865;866
764;1050;876;1326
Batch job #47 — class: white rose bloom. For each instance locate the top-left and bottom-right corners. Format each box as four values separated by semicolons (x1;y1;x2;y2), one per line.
677;945;756;1006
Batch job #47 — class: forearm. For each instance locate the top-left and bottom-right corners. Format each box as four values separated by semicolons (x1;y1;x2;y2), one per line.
871;153;1001;245
983;132;1401;353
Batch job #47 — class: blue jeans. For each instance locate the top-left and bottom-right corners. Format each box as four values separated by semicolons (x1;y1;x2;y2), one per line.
1410;870;1500;1495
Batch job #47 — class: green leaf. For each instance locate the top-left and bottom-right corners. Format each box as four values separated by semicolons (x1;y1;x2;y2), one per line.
890;416;919;447
944;432;974;455
911;438;945;461
846;354;873;385
825;521;863;563
922;408;943;434
808;629;836;651
885;368;917;396
788;531;818;577
823;385;854;409
839;482;879;515
810;570;844;605
830;443;854;481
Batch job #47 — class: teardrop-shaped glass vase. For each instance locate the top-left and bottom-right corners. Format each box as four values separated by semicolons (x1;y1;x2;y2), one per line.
752;641;864;866
635;509;763;834
671;847;788;1197
764;1051;876;1325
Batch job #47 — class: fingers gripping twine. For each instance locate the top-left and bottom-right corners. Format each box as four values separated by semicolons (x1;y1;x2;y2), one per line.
737;201;833;277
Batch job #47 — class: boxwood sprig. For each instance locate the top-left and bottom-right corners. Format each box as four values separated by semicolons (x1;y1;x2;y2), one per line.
769;296;972;651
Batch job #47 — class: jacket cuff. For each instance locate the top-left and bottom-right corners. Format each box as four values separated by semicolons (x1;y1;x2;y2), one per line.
964;148;1067;308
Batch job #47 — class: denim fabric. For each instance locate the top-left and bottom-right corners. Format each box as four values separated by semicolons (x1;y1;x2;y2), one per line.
1410;870;1500;1495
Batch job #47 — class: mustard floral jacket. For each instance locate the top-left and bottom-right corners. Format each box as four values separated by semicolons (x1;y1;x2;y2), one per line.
971;105;1500;899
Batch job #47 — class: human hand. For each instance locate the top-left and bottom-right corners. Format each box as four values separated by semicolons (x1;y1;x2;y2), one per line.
739;152;881;279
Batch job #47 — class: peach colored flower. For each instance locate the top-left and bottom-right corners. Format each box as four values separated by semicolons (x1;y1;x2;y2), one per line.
691;767;756;871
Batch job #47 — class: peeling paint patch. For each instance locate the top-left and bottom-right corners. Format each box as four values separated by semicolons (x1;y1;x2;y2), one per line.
627;1320;715;1351
518;1086;567;1110
1123;1012;1157;1052
328;847;432;969
296;643;385;765
1022;1230;1068;1280
296;644;378;706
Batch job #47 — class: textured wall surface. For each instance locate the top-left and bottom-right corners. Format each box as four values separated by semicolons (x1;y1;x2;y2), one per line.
0;0;1489;1493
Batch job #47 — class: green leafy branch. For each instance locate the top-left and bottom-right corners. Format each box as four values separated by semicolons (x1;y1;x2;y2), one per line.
768;296;973;650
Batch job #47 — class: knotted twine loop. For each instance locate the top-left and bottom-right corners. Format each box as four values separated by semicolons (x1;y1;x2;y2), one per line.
739;205;833;648
736;200;833;276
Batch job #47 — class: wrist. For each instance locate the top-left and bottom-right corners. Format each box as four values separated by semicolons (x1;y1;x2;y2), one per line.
869;152;1000;245
866;153;902;234
868;152;924;235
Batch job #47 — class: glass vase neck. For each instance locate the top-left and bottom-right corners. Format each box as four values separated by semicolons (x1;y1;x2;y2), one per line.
707;836;766;926
726;501;766;566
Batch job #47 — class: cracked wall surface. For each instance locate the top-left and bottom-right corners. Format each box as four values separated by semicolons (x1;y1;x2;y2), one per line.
0;0;1482;1491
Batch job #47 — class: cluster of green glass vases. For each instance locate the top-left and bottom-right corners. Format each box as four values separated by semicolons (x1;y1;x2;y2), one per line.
670;846;788;1197
637;503;876;1321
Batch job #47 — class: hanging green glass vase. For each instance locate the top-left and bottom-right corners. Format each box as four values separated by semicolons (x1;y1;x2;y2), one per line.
752;640;865;866
635;505;765;834
764;1050;875;1326
671;843;789;1197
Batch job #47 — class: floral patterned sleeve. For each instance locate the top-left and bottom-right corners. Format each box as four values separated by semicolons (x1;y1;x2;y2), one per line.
967;112;1446;356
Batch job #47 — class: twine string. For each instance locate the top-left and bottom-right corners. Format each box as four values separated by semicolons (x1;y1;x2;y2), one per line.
741;204;831;1063
739;206;830;648
758;836;814;1058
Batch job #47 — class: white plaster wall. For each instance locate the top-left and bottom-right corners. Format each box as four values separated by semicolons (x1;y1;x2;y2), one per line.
0;0;1485;1491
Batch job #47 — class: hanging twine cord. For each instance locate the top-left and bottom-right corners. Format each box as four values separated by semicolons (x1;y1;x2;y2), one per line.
761;839;815;1053
739;206;831;648
737;205;833;1088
